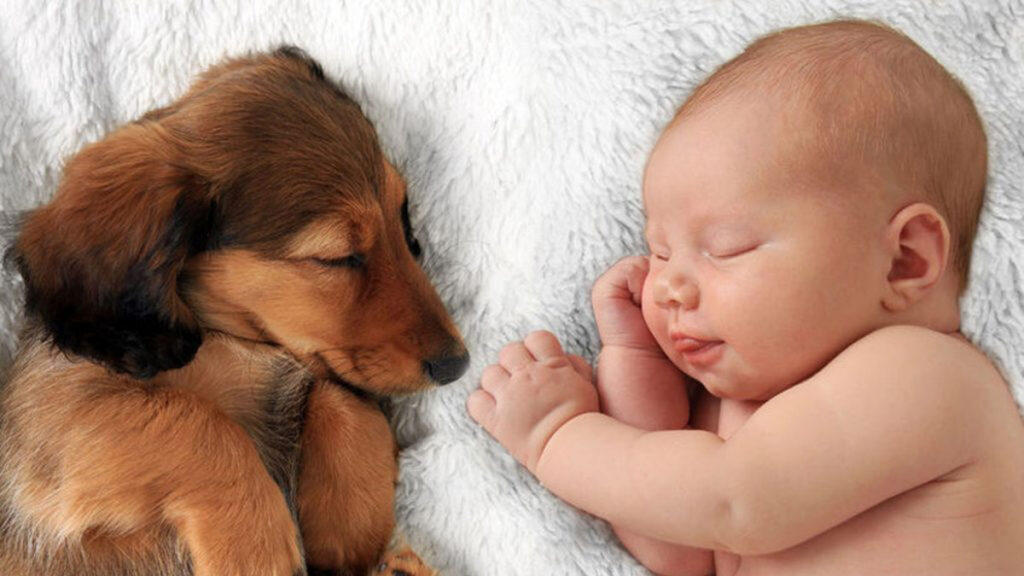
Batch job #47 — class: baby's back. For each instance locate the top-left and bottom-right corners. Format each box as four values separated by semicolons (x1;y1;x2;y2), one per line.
702;328;1024;575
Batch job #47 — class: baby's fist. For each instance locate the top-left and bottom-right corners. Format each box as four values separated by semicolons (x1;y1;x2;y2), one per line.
592;256;659;350
468;331;598;473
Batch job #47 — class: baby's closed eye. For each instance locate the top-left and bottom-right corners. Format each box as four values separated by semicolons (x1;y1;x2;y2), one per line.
703;243;759;260
700;225;761;260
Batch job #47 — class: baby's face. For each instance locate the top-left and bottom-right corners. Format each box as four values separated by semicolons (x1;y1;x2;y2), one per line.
641;98;892;400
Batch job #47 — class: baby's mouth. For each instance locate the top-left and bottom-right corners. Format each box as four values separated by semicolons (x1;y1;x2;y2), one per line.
669;333;724;366
673;337;720;352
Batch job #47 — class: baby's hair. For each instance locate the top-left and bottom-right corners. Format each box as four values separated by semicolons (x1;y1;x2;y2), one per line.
677;19;987;290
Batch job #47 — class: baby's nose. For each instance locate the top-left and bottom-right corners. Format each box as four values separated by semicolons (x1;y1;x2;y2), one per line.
654;273;700;310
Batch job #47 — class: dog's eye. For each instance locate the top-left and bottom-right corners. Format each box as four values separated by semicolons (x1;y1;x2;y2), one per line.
400;198;422;259
407;236;422;258
313;253;366;269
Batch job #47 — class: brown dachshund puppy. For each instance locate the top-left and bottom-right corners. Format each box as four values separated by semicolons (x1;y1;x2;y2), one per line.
0;47;466;576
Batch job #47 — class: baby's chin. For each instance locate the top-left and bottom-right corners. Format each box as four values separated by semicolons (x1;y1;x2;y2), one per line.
688;364;785;402
659;339;784;400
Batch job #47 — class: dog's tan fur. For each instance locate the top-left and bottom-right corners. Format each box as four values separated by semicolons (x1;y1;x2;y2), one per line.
0;47;465;576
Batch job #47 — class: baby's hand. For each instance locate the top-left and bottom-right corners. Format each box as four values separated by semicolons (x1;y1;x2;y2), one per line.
593;256;659;350
593;257;690;431
467;331;598;474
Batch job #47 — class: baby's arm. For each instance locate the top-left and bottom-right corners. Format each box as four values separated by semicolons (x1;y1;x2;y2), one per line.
591;257;709;574
592;256;690;428
596;346;691;431
600;352;711;576
471;326;989;554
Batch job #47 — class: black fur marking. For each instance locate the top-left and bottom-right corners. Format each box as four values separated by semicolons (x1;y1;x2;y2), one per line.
248;357;311;517
273;45;359;106
170;184;221;256
275;45;325;81
13;181;217;379
13;250;200;380
22;251;202;379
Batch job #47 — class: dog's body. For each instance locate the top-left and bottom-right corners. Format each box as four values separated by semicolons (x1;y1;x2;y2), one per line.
0;48;466;576
1;330;313;575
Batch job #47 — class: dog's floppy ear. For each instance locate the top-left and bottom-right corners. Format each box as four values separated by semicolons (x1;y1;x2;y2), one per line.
11;123;211;378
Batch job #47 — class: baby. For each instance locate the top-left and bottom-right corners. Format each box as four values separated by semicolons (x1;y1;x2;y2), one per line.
468;19;1024;576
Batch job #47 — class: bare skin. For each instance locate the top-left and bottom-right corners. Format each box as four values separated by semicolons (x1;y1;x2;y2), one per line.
467;94;1024;575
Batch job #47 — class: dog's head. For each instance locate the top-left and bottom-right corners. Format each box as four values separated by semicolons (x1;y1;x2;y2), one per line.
10;47;468;394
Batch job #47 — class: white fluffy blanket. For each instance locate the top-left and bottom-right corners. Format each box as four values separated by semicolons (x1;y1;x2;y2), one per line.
1;2;1021;574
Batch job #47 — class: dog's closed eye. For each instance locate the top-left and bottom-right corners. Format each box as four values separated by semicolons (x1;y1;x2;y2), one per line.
313;253;366;269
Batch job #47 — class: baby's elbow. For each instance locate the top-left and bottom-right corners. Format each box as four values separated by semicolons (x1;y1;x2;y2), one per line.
632;547;714;576
614;527;713;576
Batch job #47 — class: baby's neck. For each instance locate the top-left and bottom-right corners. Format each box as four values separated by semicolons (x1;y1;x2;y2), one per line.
948;330;969;342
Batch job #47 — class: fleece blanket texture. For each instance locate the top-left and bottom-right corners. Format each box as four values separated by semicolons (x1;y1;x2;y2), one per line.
1;1;1022;574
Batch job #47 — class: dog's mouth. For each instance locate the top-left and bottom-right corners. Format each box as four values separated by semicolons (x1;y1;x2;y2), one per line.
202;328;382;400
329;375;380;404
312;352;381;403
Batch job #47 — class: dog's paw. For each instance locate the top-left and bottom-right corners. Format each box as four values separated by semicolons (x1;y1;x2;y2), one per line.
373;546;437;576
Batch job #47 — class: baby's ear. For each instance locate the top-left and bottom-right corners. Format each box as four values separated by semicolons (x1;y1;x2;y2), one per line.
881;203;951;312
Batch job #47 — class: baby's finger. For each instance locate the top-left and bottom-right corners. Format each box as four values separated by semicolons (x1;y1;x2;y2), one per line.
623;257;650;305
567;354;593;381
466;389;496;429
593;255;649;305
523;330;565;361
480;364;510;394
499;341;535;371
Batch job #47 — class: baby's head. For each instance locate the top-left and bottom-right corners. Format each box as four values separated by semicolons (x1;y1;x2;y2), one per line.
640;20;988;399
676;19;987;289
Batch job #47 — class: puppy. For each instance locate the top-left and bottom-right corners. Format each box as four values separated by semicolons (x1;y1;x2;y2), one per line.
0;47;467;576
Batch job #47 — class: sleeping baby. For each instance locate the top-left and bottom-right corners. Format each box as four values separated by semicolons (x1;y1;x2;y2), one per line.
468;19;1024;575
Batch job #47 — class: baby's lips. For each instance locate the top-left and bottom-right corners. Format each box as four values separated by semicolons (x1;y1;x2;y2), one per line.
669;330;721;351
673;337;713;352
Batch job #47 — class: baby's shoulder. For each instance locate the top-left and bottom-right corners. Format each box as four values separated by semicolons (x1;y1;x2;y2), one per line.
844;325;995;372
829;325;1008;404
796;325;1019;457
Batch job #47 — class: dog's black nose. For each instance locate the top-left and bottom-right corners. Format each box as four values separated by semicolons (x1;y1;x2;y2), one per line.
424;352;470;385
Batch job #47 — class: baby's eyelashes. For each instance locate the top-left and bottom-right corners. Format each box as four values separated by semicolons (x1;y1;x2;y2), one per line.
703;243;760;260
649;242;760;263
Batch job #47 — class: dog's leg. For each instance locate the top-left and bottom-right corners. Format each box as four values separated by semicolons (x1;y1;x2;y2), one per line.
372;544;438;576
9;384;305;576
298;382;398;574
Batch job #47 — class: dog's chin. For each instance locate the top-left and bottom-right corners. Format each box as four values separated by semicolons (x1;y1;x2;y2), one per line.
307;351;432;400
305;352;370;400
326;373;436;402
326;374;379;403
